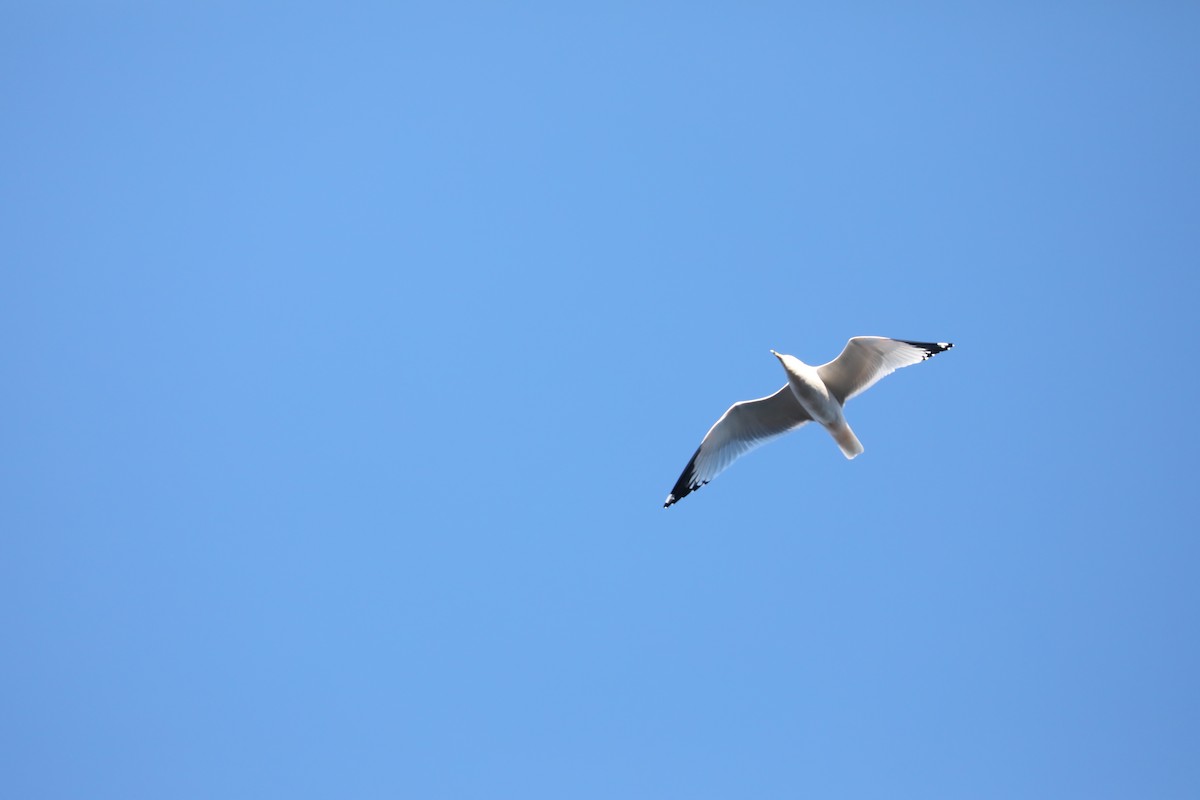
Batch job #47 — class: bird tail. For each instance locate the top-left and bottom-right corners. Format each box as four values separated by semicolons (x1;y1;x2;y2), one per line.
829;422;864;459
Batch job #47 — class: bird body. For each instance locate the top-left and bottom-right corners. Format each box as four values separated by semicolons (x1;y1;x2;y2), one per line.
663;337;952;507
772;349;863;459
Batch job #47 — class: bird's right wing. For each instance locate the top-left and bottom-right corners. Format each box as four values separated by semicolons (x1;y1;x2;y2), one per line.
664;386;810;507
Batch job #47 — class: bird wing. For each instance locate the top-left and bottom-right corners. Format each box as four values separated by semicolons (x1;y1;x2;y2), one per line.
664;385;811;507
817;337;953;404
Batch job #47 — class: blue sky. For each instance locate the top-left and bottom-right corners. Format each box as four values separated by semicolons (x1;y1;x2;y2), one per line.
4;3;1199;798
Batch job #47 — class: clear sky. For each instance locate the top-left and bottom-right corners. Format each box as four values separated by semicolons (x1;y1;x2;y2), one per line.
4;3;1199;798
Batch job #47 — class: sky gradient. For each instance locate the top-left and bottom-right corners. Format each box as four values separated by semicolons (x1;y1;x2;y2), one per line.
4;3;1200;798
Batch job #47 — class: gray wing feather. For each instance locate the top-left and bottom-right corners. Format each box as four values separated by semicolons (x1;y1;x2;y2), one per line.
664;385;811;507
817;337;953;404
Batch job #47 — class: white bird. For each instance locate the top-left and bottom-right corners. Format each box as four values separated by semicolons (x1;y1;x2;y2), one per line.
664;337;953;507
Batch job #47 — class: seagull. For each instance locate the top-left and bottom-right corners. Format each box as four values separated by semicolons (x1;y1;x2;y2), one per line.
663;337;953;507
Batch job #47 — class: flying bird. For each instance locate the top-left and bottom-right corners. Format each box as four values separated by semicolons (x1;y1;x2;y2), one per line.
664;337;953;507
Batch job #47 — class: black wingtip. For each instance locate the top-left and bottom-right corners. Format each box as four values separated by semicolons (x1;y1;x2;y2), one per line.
663;446;705;508
899;339;953;360
664;480;707;508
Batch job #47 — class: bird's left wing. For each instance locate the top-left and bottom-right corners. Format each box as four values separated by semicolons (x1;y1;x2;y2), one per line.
817;337;953;404
664;385;810;507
